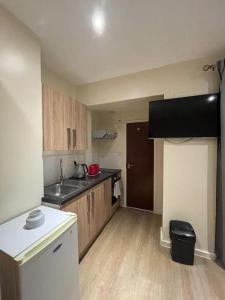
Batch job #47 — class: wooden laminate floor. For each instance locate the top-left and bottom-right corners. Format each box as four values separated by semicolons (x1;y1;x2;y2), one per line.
80;208;225;300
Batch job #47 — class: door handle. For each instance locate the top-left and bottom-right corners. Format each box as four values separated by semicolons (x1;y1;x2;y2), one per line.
127;163;134;169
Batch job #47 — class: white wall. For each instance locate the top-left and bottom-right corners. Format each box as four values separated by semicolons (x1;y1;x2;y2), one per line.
43;153;85;186
0;5;43;223
162;139;217;257
77;55;220;105
78;54;222;257
41;64;77;99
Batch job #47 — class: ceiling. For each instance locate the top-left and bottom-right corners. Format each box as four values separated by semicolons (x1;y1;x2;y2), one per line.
1;0;225;84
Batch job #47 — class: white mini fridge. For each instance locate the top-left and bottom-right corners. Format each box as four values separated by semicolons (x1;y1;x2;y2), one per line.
0;206;80;300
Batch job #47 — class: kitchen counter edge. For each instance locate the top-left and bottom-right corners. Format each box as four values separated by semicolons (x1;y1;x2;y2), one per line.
42;169;121;207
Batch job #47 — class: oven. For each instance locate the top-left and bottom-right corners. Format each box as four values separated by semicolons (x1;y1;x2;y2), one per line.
100;169;122;206
111;172;121;206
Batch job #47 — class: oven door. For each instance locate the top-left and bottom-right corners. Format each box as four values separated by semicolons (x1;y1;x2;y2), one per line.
112;177;121;205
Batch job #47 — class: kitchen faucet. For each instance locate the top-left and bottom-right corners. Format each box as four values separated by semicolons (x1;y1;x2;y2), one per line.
60;158;64;184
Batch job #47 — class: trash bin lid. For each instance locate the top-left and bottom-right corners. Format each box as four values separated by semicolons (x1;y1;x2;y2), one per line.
170;220;196;241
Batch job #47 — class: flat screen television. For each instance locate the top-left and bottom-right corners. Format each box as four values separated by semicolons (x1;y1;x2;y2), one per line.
148;93;220;138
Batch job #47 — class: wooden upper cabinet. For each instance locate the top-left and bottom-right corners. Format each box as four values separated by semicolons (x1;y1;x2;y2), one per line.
42;84;54;150
64;96;73;151
42;84;88;151
75;100;88;150
42;84;64;151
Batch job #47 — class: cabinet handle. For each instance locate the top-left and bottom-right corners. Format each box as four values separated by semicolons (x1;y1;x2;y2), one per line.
70;128;73;150
87;194;90;224
67;128;71;150
91;191;95;216
73;129;76;149
53;243;62;254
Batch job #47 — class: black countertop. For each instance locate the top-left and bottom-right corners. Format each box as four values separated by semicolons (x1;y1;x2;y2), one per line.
42;168;121;206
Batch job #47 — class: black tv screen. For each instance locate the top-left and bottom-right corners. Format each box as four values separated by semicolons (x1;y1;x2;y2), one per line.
148;93;220;138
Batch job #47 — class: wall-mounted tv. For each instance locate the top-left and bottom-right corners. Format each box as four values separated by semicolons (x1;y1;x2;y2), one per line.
148;93;220;138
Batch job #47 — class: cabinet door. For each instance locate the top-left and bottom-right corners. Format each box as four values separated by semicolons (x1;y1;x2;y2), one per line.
64;96;73;150
71;100;77;150
42;84;54;151
75;101;88;150
62;195;90;255
90;183;105;239
42;84;64;151
53;90;65;150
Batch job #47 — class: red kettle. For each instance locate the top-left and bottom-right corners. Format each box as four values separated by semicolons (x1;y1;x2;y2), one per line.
88;164;100;176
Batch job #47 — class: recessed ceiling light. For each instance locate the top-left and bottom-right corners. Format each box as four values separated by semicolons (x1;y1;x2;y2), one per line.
92;9;105;35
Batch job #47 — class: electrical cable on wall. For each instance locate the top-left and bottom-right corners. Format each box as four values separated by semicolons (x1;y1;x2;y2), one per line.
165;138;193;144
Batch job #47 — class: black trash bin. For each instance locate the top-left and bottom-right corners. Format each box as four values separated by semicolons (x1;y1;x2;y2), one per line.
169;220;196;265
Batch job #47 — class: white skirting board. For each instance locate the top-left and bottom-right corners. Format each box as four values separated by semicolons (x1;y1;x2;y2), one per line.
160;227;216;260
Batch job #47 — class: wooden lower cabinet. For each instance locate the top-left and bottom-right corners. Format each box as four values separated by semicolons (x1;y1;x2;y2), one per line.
62;179;113;258
89;183;105;240
62;193;90;255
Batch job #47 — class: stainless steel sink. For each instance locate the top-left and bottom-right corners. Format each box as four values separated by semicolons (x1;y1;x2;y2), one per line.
44;183;81;199
63;179;92;187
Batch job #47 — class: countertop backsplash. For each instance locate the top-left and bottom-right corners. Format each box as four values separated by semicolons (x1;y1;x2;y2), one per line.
43;152;85;186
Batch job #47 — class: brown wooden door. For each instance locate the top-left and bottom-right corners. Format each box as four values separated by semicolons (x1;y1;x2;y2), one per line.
127;122;154;211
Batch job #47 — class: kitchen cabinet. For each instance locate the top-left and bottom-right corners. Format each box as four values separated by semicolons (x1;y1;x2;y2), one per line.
42;84;87;151
89;183;105;240
89;179;112;240
42;84;64;150
62;193;90;255
63;96;73;150
62;179;113;258
75;100;88;150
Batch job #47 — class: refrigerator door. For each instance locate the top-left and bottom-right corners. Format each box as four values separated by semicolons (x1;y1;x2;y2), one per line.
19;223;79;300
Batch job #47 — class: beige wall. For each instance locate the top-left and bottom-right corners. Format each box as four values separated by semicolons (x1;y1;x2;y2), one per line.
77;55;220;105
162;139;217;257
92;108;164;213
0;5;43;223
41;64;77;99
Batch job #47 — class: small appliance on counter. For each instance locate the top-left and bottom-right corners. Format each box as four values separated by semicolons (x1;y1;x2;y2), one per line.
73;161;88;179
88;164;100;176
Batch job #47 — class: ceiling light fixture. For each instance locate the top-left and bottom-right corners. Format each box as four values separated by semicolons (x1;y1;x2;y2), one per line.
92;9;105;35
